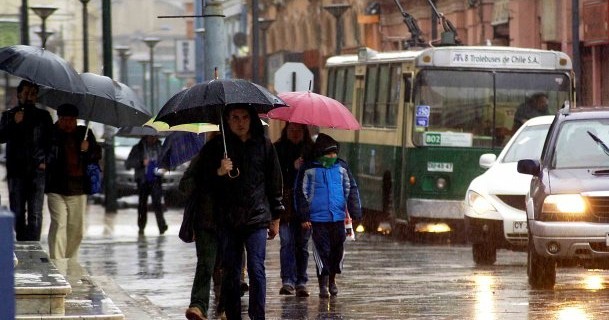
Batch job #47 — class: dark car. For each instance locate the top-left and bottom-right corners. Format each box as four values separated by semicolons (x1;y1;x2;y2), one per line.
517;106;609;289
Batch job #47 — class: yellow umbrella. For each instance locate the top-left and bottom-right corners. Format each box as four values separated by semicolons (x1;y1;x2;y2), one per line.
145;118;268;134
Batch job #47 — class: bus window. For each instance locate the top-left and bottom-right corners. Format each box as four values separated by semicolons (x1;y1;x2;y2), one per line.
376;64;390;127
335;68;346;101
327;68;336;99
344;67;355;111
387;65;401;127
363;65;379;126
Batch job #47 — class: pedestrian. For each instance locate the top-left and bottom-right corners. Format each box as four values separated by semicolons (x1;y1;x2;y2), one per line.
512;92;549;132
294;133;362;298
45;103;102;259
182;152;219;320
125;135;168;235
273;122;314;297
198;105;284;320
0;80;53;241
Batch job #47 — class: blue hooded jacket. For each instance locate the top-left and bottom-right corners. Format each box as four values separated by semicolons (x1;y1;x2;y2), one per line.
294;158;361;223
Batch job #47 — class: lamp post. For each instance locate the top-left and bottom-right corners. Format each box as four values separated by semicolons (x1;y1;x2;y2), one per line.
323;3;351;55
80;0;91;72
34;30;54;46
137;59;149;109
194;28;206;81
154;64;163;112
162;69;173;105
142;37;161;114
115;45;131;85
30;5;57;48
258;18;275;88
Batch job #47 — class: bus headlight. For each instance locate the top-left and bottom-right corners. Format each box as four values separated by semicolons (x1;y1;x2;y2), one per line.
436;177;447;190
467;190;497;214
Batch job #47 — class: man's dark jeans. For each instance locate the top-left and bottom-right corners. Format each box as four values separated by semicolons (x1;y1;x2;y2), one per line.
190;227;218;315
223;227;267;320
136;179;166;232
9;171;45;241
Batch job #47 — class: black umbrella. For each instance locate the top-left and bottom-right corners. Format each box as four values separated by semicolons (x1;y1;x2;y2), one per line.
154;78;287;126
38;72;151;127
116;125;168;138
153;78;287;177
0;45;86;94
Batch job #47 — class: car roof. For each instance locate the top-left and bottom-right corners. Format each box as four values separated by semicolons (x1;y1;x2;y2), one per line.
560;106;609;120
522;115;555;126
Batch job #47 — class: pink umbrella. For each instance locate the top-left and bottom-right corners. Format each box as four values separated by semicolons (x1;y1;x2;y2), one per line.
267;91;361;130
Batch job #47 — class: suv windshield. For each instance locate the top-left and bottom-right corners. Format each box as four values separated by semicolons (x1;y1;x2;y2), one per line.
502;123;551;163
552;119;609;168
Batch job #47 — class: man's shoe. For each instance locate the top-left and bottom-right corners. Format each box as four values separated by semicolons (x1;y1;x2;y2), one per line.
279;284;295;295
318;275;330;298
159;225;168;235
295;285;310;297
185;306;206;320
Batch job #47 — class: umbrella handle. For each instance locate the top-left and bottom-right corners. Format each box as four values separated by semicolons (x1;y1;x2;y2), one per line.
224;153;240;178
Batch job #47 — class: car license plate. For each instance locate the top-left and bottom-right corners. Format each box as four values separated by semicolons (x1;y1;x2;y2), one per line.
513;221;528;233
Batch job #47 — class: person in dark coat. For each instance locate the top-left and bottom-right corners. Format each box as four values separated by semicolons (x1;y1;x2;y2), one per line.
197;105;284;320
125;135;168;235
45;103;101;259
294;133;362;298
0;80;53;241
273;122;314;297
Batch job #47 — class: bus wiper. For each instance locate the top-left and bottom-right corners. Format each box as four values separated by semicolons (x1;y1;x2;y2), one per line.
587;131;609;157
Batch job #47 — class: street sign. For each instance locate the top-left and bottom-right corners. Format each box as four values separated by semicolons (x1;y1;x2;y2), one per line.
273;62;313;93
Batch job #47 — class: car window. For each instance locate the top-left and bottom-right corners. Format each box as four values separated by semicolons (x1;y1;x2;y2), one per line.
553;119;609;168
502;124;551;163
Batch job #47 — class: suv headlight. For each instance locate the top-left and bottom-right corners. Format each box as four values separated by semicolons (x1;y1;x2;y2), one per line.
540;194;587;220
467;190;497;215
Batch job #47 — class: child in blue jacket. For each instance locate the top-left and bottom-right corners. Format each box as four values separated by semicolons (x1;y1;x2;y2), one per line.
294;133;362;298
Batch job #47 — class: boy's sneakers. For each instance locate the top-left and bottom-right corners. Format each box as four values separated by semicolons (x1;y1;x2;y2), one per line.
279;284;295;295
295;285;310;297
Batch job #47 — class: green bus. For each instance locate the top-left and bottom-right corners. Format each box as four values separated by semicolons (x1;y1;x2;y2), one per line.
322;46;574;241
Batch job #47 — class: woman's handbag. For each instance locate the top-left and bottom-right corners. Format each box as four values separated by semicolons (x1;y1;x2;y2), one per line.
87;163;103;195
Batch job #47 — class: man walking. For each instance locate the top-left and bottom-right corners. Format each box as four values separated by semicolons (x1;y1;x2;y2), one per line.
196;105;284;320
0;80;53;241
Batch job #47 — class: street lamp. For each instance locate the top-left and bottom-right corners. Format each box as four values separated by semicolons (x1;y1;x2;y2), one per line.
115;45;131;85
136;59;149;109
258;18;275;88
30;5;57;48
162;69;173;105
80;0;91;72
142;37;161;114
323;3;351;55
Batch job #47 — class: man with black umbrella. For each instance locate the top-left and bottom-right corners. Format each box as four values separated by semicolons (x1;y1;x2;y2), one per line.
190;105;283;320
0;80;53;241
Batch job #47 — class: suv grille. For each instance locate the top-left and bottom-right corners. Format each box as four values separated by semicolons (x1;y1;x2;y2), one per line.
587;196;609;221
497;195;526;211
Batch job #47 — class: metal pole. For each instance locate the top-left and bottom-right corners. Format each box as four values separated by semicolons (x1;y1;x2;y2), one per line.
81;0;90;72
102;0;118;213
195;0;205;82
572;0;581;106
138;60;149;108
21;0;29;45
203;1;227;81
143;38;160;112
252;0;260;83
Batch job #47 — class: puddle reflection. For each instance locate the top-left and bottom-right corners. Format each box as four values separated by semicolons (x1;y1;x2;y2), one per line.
473;274;495;320
136;235;165;279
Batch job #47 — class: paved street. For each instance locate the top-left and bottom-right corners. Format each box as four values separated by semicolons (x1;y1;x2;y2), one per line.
6;168;609;319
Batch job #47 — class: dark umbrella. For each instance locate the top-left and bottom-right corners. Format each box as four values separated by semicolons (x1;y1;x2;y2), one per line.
0;45;86;94
159;132;206;170
38;72;151;127
116;126;168;138
154;79;287;177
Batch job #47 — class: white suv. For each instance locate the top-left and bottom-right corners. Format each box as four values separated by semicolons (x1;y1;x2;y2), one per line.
464;116;554;265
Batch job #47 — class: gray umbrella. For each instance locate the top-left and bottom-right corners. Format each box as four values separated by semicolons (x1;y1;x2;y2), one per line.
39;72;151;127
0;45;87;94
116;125;168;138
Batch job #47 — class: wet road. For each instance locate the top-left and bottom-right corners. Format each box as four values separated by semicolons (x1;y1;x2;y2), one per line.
58;203;609;320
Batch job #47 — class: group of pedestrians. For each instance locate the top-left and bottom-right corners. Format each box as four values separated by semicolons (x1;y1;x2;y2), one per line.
0;80;102;260
182;104;362;320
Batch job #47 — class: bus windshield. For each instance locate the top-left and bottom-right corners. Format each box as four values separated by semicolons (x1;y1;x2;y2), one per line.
413;70;570;148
